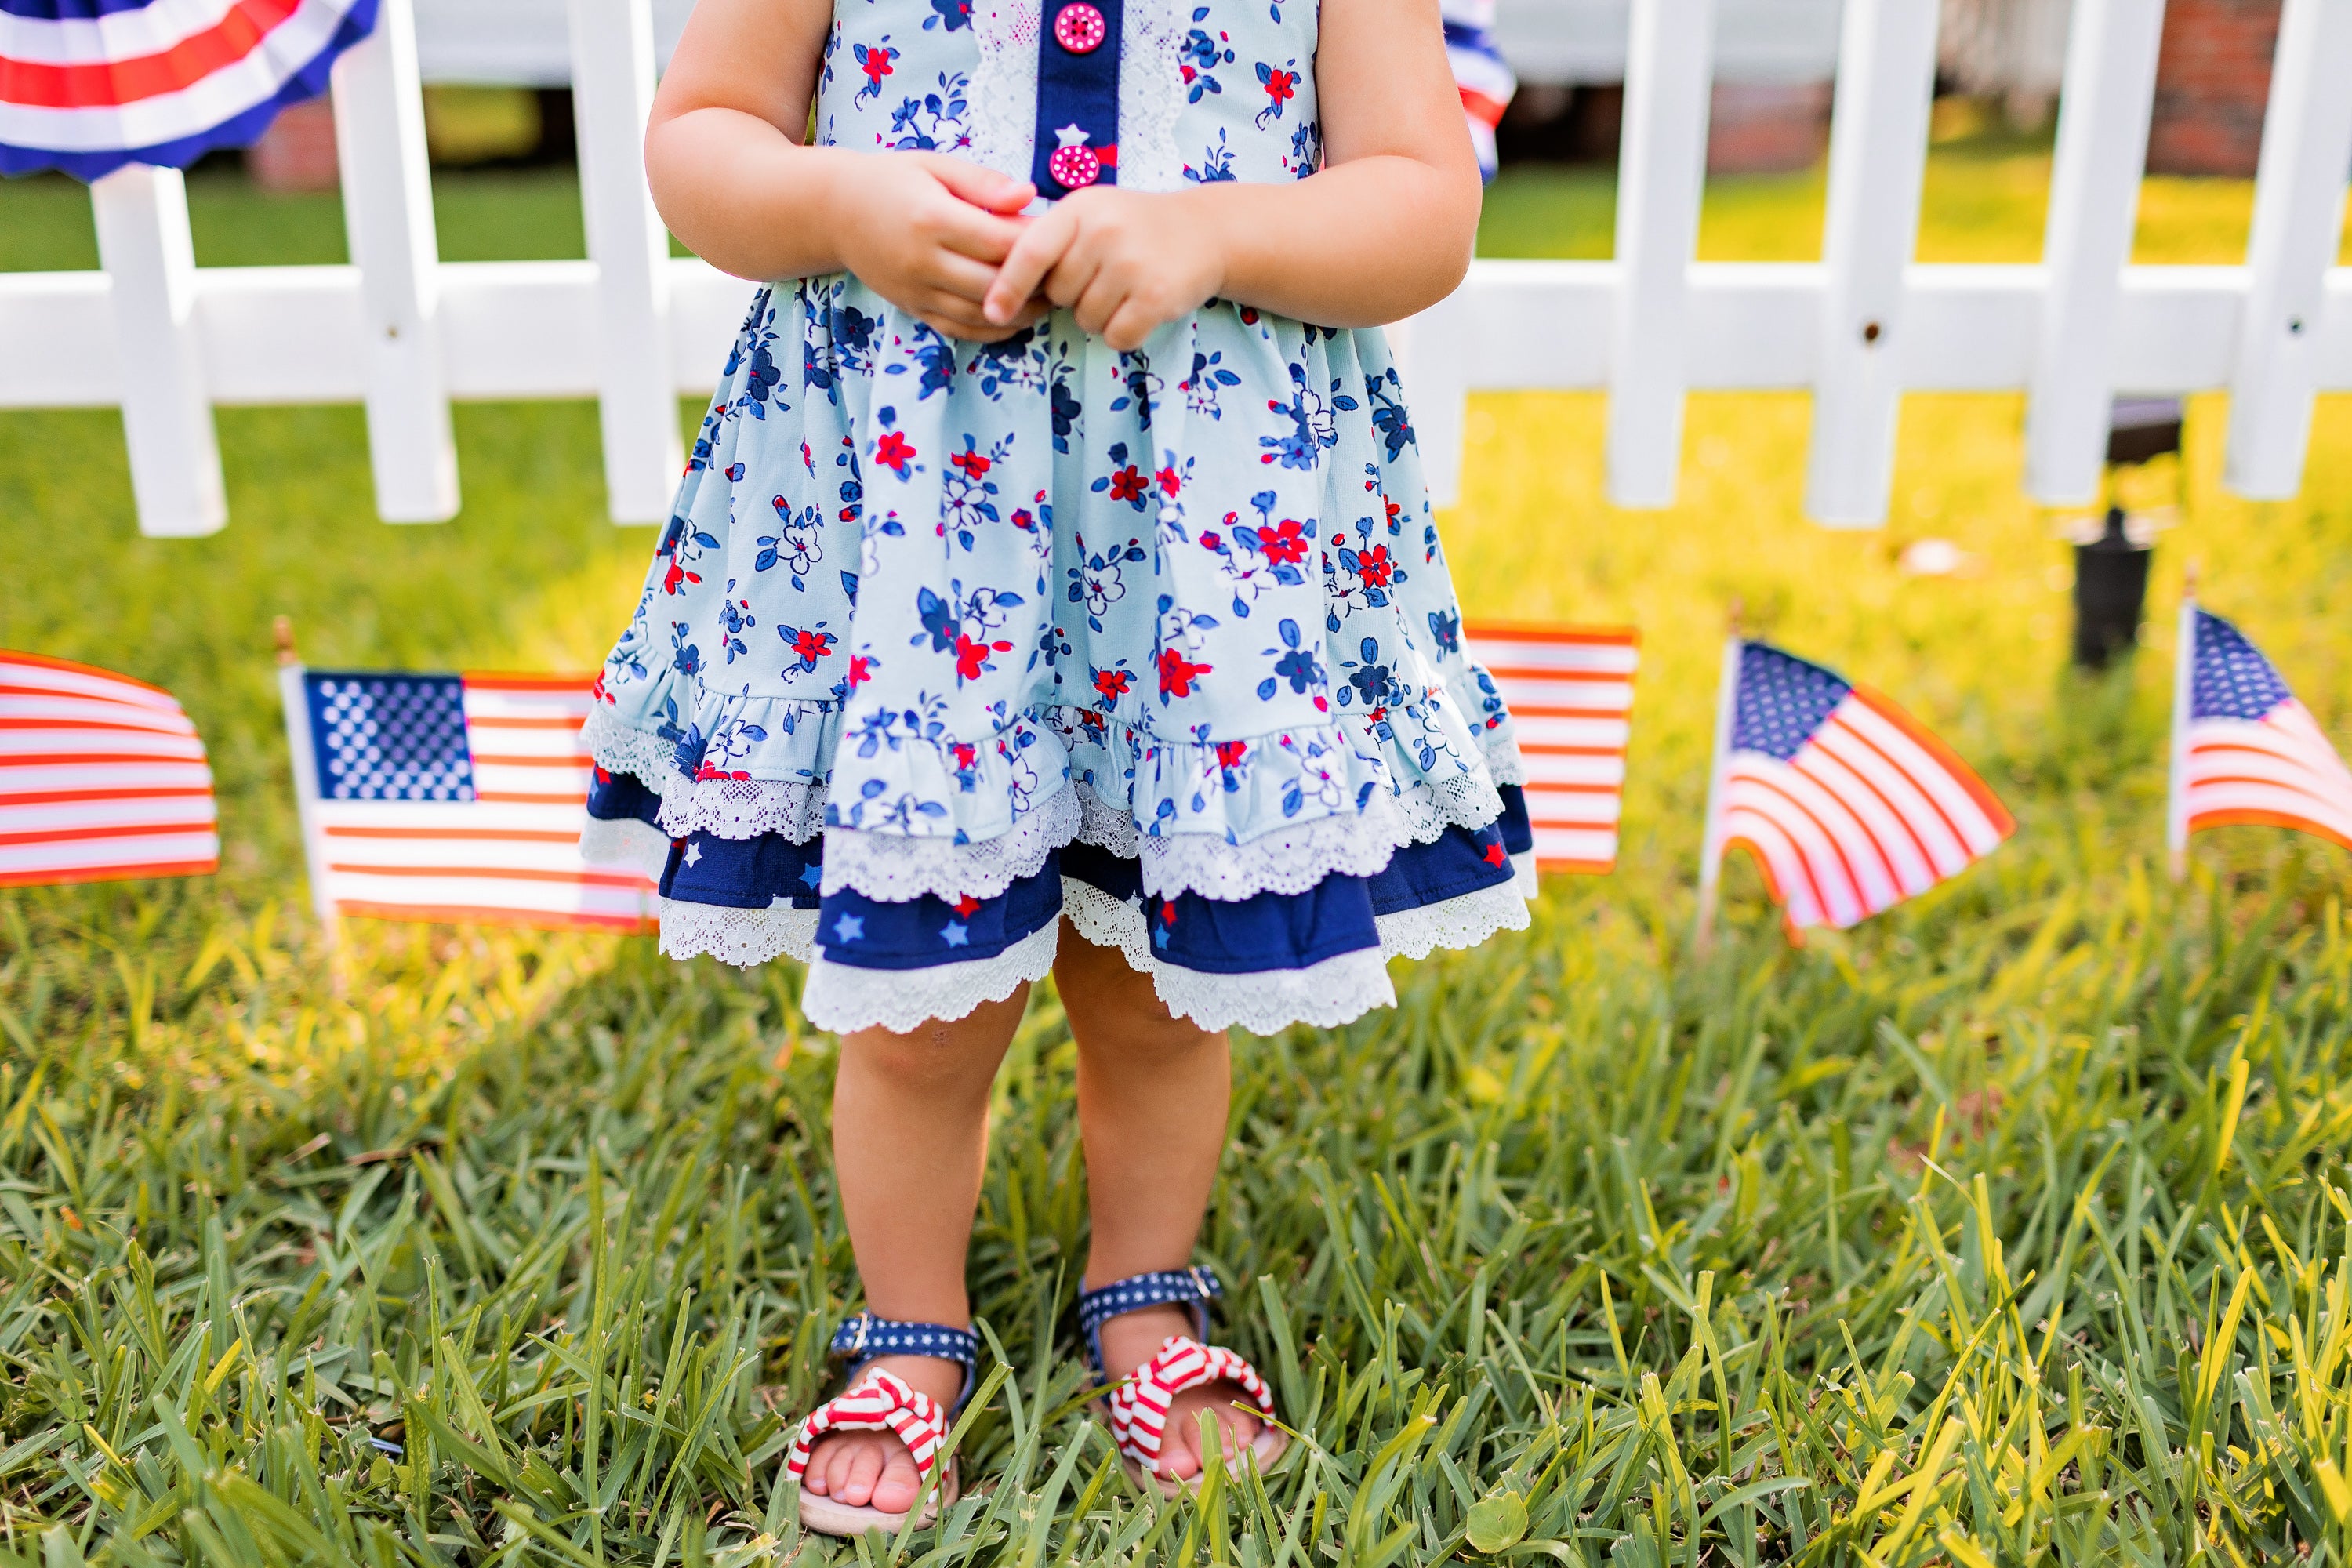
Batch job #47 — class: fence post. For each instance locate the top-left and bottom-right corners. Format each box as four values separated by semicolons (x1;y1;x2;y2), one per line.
1802;0;1938;528
1399;292;1469;510
568;0;684;525
90;166;227;539
1606;0;1715;509
2022;0;2166;507
2223;0;2352;501
332;0;460;523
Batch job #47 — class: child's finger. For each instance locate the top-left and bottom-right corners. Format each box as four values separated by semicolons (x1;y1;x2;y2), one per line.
985;208;1078;323
927;157;1036;215
932;200;1032;265
1100;296;1166;353
925;249;1010;306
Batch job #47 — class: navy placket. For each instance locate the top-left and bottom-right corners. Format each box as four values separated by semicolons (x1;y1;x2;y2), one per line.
1031;0;1121;194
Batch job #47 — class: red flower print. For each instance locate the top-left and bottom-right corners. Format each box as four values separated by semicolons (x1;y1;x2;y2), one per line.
1214;740;1248;769
847;654;874;688
1357;544;1393;586
956;634;1012;681
952;447;992;478
1367;704;1388;726
874;430;916;477
1156;465;1181;498
1383;494;1403;530
1159;648;1213;698
696;763;753;782
1094;667;1133;702
1199;531;1222;552
862;49;892;89
1264;67;1296;106
1011;507;1036;532
1108;465;1148;503
662;559;698;595
788;627;836;666
1260;517;1309;564
950;742;978;771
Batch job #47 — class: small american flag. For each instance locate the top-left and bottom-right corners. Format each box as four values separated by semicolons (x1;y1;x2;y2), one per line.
1699;640;2012;932
1442;0;1515;180
1;652;220;887
2169;601;2352;866
1466;625;1639;873
280;665;656;931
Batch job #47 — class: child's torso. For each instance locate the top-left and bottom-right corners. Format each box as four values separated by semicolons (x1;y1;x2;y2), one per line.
814;0;1323;192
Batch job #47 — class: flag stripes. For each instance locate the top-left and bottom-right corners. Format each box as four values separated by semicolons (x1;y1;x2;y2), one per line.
1467;624;1639;873
2172;604;2352;858
0;651;219;887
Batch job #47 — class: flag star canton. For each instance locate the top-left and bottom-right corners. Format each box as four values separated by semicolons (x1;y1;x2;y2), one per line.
307;674;475;802
2190;608;2294;722
1730;643;1852;761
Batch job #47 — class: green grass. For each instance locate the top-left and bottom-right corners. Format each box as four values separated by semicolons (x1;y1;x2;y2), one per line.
8;145;2352;1564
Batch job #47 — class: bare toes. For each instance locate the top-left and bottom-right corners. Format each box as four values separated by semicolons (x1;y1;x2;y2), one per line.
873;1446;924;1514
842;1440;884;1508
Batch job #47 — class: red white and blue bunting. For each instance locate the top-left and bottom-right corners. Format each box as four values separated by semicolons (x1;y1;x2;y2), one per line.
0;0;379;183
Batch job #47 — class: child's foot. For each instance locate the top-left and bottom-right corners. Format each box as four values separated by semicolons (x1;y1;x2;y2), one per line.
1098;1305;1263;1481
799;1353;967;1514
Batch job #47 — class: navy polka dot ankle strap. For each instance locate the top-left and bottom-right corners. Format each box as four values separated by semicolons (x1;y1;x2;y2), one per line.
1077;1268;1223;1374
828;1313;980;1410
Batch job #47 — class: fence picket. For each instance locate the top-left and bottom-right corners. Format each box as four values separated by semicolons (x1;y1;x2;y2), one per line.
332;0;461;524
1398;291;1471;510
2022;0;2166;507
1802;0;1938;528
89;167;228;539
1606;0;1715;508
568;0;684;525
2223;0;2352;501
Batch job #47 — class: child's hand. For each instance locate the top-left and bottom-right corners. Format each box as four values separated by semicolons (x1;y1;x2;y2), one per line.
979;187;1225;352
831;154;1047;342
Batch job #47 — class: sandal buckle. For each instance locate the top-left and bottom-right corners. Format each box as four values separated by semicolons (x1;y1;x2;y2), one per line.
1189;1265;1220;1301
845;1312;872;1359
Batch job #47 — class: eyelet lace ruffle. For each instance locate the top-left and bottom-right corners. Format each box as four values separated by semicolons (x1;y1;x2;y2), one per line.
579;814;673;880
968;0;1041;187
800;917;1062;1033
1117;0;1187;193
658;899;820;967
583;705;688;792
1150;946;1396;1033
1373;877;1532;961
821;782;1082;902
658;776;826;844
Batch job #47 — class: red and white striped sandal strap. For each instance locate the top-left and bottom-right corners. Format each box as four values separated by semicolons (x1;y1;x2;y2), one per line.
1105;1336;1276;1472
783;1369;950;1483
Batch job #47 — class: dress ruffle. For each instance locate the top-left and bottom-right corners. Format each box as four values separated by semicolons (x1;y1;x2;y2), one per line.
583;273;1534;1033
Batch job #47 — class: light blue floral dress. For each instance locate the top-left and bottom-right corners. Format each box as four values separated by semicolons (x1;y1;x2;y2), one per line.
581;0;1534;1034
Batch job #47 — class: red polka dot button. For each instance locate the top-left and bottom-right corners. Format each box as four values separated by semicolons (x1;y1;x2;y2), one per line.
1054;2;1106;52
1048;142;1102;189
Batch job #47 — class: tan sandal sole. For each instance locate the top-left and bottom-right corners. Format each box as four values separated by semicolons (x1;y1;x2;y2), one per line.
797;1460;960;1537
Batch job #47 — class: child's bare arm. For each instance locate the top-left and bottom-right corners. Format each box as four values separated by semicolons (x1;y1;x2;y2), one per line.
645;0;1044;340
982;0;1480;347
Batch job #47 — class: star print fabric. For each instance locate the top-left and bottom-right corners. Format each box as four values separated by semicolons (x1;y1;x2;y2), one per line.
581;0;1533;1036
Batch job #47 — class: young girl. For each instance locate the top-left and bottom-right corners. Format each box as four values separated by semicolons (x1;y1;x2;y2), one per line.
580;0;1532;1533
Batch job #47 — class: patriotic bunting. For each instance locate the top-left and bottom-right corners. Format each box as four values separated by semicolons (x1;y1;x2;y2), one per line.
278;663;656;933
0;0;379;182
1440;0;1513;181
1697;639;2012;936
1;650;220;887
2168;598;2352;871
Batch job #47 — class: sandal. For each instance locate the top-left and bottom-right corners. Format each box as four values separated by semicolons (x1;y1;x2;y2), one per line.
785;1312;977;1537
1080;1266;1289;1494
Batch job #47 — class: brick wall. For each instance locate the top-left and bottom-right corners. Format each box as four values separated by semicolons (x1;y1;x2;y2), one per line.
2146;0;2278;178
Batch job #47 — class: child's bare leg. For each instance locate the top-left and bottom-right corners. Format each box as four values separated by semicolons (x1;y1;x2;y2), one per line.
1056;930;1262;1479
804;988;1028;1512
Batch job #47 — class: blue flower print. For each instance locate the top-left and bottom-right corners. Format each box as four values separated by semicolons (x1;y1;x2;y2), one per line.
696;715;770;781
1181;9;1234;100
1185;348;1243;418
1426;608;1462;657
941;433;1013;548
1257;617;1326;700
716;582;757;663
757;496;826;590
851;38;900;107
1067;532;1146;631
914;582;1025;684
779;622;838;675
1258;362;1338;470
1050;371;1082;452
1185;131;1238;183
653;695;707;777
887;71;969;150
1338;637;1400;714
1364;365;1415;460
924;0;971;29
668;622;704;680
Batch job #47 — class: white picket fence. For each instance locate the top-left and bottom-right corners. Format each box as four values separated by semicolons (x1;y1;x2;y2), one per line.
0;0;2347;538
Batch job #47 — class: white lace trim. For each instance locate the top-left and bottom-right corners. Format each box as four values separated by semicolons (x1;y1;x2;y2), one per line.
968;0;1041;186
1117;0;1187;193
1482;731;1528;789
820;782;1082;903
1151;946;1396;1035
583;706;685;792
800;917;1061;1034
1134;795;1404;901
657;776;826;844
1061;876;1153;971
579;815;673;880
1374;877;1534;962
657;898;819;967
1075;780;1139;857
1392;768;1506;848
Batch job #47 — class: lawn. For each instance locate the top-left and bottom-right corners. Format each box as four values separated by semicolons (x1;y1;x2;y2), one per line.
5;133;2352;1565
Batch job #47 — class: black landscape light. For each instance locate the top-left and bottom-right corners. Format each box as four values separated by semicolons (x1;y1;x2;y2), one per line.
2071;397;2181;670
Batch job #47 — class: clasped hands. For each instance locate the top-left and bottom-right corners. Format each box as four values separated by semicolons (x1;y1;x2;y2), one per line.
831;152;1226;351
